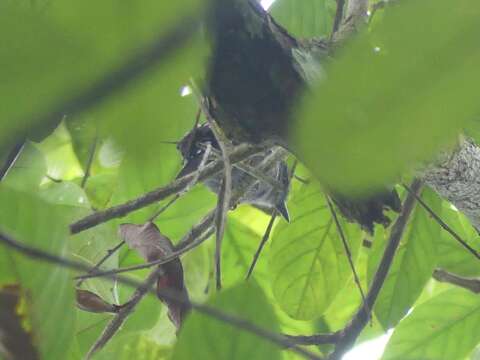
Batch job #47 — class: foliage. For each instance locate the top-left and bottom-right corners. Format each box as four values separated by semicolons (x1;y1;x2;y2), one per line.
0;0;479;359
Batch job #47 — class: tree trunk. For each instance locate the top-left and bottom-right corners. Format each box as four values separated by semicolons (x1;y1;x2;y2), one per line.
424;138;480;231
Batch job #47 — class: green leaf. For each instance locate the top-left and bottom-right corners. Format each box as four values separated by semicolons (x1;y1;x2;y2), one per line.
368;189;441;329
435;202;480;277
382;288;480;360
270;0;335;38
0;186;76;359
323;247;369;330
3;141;47;192
0;0;205;147
268;182;362;320
96;333;173;360
172;283;282;360
222;216;269;287
84;173;118;210
94;44;205;160
295;0;480;195
65;116;101;174
36;122;83;180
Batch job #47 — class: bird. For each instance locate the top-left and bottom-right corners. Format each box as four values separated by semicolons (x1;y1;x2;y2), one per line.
176;123;291;222
204;0;401;232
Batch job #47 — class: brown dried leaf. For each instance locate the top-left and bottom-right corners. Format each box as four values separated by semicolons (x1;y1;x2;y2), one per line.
118;222;174;262
75;289;119;314
157;260;191;330
118;222;191;329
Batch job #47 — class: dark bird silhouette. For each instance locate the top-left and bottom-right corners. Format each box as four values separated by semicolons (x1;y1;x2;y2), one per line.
204;0;401;232
176;123;291;222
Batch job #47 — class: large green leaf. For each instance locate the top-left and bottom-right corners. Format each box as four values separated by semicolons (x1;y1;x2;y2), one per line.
0;0;205;147
382;288;480;360
0;186;76;359
172;283;282;360
294;0;480;195
270;0;335;38
268;182;362;320
367;189;441;329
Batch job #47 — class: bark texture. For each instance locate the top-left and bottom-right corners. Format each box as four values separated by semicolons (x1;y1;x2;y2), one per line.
424;138;480;231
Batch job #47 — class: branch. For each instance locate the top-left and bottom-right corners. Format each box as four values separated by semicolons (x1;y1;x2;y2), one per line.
327;179;422;359
285;180;422;354
21;14;200;147
433;269;480;294
70;143;263;234
0;230;322;360
86;267;162;358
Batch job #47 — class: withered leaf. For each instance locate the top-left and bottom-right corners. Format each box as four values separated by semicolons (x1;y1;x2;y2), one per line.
118;222;191;329
75;289;120;314
119;222;174;262
0;285;39;360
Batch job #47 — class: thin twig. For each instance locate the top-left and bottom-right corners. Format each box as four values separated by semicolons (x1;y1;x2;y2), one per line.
214;177;230;290
402;183;480;261
86;267;163;358
246;212;277;280
332;0;346;34
81;136;98;188
70;143;264;234
0;230;322;360
326;195;369;322
327;179;423;359
202;100;232;291
76;240;125;287
433;268;480;294
0;141;25;182
19;15;201;148
148;194;181;223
